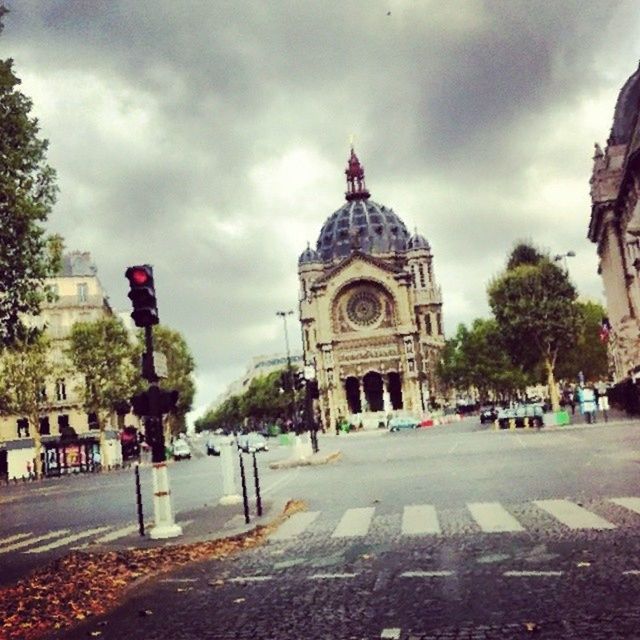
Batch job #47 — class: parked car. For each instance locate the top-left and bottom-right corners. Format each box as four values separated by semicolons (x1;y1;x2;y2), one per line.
479;406;499;424
238;433;269;453
496;404;544;429
172;439;192;460
388;416;419;432
206;436;221;456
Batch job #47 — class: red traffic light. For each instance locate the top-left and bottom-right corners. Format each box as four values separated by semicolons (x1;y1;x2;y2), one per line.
130;268;149;285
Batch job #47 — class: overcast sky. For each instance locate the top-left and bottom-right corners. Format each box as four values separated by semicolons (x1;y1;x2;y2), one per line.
3;1;640;421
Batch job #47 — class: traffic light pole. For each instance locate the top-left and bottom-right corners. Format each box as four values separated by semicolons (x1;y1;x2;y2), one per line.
144;325;182;540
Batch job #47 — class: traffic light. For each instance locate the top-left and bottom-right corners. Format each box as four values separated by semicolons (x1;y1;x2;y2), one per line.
130;388;179;416
125;264;159;327
294;370;305;391
306;379;319;399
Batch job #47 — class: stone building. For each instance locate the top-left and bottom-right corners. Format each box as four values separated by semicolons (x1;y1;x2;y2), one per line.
298;149;445;430
589;62;640;410
0;252;124;479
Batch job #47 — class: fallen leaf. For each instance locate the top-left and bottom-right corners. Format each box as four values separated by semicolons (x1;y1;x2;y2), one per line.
577;561;591;567
233;598;245;603
524;621;539;632
138;609;153;617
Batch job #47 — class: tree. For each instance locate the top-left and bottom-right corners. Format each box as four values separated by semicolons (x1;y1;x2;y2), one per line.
0;332;54;476
66;317;137;462
506;241;545;270
0;7;60;347
148;325;196;438
555;300;609;383
488;245;580;411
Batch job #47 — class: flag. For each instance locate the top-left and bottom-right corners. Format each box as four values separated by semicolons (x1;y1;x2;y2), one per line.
599;317;611;343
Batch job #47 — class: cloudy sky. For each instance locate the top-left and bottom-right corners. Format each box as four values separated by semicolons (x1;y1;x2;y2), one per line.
3;1;640;420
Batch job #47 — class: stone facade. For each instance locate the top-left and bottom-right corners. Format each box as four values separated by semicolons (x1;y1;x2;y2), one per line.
588;62;640;402
298;150;444;430
0;252;125;479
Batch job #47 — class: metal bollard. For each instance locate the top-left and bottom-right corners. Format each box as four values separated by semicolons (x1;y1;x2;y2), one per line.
252;452;263;517
238;450;250;524
134;463;145;537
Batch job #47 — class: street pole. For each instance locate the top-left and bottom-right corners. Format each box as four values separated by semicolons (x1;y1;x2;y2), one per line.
277;310;298;432
134;462;145;537
144;325;182;540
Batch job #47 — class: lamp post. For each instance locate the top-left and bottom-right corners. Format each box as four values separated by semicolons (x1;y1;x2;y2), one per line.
554;250;576;273
276;310;298;431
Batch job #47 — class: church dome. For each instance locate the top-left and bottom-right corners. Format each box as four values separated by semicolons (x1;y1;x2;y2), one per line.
610;61;640;145
315;149;411;262
408;232;430;251
298;243;320;265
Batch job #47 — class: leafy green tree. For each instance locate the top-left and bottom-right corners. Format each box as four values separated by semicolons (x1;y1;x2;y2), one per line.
66;316;137;461
0;7;60;346
0;332;54;475
147;325;196;438
556;300;609;383
506;241;545;270
488;245;580;411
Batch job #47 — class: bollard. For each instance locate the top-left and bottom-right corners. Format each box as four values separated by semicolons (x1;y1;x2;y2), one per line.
524;417;530;429
134;463;145;537
238;450;250;524
252;452;263;517
509;418;515;430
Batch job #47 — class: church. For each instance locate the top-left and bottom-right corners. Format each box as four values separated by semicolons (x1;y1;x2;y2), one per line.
298;149;445;430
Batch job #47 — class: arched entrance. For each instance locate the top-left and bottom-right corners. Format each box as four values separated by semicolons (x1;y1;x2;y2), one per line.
363;372;384;412
345;377;362;414
388;371;403;409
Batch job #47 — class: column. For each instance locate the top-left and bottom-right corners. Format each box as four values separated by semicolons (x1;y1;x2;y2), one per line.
382;374;392;413
359;378;367;413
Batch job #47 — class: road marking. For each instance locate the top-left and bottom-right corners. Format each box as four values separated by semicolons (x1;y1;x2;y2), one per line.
516;435;527;448
228;576;274;583
331;507;375;538
308;573;357;580
93;524;139;543
270;511;320;541
0;532;31;546
534;499;616;529
0;529;70;553
504;570;563;577
401;505;441;535
25;526;111;553
447;441;459;453
262;467;301;496
399;570;453;577
467;502;525;532
380;628;401;639
611;497;640;515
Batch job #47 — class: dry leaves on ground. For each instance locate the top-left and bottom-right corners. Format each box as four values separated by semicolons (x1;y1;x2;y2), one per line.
0;500;306;640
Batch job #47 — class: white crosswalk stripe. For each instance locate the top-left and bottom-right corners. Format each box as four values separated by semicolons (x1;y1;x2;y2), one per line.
271;511;320;541
0;529;71;553
25;526;111;554
534;499;616;530
401;505;441;535
468;502;525;533
611;497;640;515
331;507;375;538
0;532;32;546
92;524;140;544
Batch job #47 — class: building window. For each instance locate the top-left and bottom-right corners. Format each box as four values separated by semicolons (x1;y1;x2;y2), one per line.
39;385;47;402
411;266;417;287
57;414;70;430
418;264;426;288
425;314;432;335
17;418;29;438
87;412;99;430
436;312;443;335
77;282;88;303
39;416;50;435
55;379;67;401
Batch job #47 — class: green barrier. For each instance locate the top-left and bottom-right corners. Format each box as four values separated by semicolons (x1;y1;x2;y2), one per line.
554;410;570;426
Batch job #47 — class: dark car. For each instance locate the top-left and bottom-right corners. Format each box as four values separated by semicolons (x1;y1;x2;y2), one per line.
479;406;498;424
206;436;221;456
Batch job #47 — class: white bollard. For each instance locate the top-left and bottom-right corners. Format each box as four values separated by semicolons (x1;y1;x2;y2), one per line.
219;437;242;505
291;433;313;460
149;462;183;539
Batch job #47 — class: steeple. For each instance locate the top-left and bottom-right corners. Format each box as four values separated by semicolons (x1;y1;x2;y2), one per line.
345;147;370;202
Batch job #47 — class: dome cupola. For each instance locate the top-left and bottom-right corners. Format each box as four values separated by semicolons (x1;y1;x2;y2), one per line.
298;243;320;265
408;232;430;251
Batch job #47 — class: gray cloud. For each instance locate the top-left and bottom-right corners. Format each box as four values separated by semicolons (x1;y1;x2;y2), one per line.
2;0;639;418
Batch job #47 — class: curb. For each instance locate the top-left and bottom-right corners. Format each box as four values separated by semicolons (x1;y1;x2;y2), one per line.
269;450;342;470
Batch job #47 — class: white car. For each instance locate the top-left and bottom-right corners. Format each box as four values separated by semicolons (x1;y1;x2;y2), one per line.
172;439;192;460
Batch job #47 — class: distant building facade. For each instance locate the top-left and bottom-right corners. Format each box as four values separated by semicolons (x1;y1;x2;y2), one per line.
589;62;640;411
0;252;124;479
298;149;445;430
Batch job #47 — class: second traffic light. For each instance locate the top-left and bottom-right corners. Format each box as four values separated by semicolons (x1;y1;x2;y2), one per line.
125;264;159;327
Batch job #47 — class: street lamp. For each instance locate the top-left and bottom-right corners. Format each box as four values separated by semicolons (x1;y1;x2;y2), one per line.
554;250;576;273
276;310;298;431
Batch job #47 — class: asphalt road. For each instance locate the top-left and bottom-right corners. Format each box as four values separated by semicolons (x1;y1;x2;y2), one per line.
8;417;640;638
0;437;295;586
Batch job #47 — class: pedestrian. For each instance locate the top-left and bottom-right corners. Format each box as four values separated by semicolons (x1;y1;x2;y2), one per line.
26;460;32;479
596;381;610;423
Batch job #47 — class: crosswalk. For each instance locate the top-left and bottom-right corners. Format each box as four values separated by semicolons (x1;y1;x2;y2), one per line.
269;496;640;541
